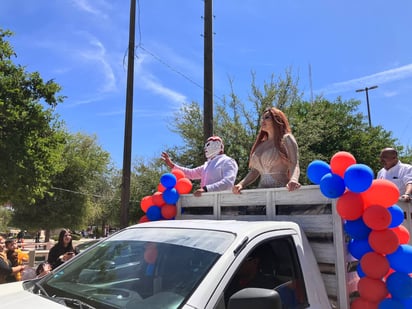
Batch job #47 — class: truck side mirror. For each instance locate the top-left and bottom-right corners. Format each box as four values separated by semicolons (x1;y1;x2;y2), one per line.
228;287;282;309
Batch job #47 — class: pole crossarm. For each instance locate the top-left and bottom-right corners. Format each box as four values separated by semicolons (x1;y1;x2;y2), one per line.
355;85;378;128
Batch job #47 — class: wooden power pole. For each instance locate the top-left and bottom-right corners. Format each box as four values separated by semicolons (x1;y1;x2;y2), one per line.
120;0;136;228
203;0;213;142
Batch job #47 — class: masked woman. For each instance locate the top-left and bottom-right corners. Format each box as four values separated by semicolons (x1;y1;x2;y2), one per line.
233;107;301;193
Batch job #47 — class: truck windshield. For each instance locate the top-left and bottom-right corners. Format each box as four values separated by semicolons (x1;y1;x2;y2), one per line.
29;227;234;309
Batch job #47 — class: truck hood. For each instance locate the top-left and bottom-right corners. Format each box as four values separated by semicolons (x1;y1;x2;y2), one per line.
0;282;65;308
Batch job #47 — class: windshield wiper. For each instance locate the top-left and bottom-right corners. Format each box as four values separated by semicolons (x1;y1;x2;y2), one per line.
52;296;97;309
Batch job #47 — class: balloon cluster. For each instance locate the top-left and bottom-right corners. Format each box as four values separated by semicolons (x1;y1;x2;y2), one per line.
138;169;193;223
307;151;412;309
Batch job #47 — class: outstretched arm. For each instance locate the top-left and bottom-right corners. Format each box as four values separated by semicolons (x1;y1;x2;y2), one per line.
161;152;175;169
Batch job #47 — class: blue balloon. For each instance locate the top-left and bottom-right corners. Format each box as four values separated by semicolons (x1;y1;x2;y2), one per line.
379;298;405;309
348;238;372;260
400;297;412;308
160;173;177;189
356;263;365;278
388;205;404;228
319;173;345;198
386;271;412;300
307;160;331;184
163;188;179;204
344;164;374;193
146;206;162;221
344;218;371;240
387;245;412;273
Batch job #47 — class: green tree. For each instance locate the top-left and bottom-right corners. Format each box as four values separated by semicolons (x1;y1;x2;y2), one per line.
0;205;13;233
164;71;404;188
11;133;112;239
0;29;66;205
166;70;303;186
287;97;400;183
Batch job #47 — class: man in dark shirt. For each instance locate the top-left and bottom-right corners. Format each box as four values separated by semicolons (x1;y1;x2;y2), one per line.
225;247;280;303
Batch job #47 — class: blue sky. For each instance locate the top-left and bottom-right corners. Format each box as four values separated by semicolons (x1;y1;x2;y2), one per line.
2;1;412;168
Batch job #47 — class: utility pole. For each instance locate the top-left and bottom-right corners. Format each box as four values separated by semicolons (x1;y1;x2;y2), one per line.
120;0;136;228
355;85;378;128
203;0;213;142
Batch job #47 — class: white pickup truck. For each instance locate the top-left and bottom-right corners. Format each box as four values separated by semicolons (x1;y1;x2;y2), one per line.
3;185;403;308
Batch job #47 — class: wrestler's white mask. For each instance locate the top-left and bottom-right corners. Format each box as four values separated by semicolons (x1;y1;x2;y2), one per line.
204;138;223;160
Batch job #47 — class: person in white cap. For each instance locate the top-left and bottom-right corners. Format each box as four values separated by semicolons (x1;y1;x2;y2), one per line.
161;136;238;197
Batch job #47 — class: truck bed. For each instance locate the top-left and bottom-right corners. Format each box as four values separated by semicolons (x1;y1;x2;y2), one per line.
177;185;358;308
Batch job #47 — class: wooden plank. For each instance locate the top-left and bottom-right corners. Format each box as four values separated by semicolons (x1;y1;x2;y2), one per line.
310;242;336;264
322;273;337;298
274;215;333;234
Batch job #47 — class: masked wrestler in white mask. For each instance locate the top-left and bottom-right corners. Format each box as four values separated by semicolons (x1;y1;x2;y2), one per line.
161;136;238;196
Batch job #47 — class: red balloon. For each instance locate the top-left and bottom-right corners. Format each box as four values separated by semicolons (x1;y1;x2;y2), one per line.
175;178;193;194
140;196;153;213
152;191;166;207
157;182;166;192
336;191;365;220
138;215;150;223
361;180;400;208
161;204;177;219
360;252;389;279
368;229;400;255
357;277;388;303
144;243;158;264
171;168;186;180
392;225;410;244
330;151;356;178
362;206;391;230
350;297;379;309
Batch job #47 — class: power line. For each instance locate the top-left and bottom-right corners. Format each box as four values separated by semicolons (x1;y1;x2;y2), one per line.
134;0;223;103
138;45;223;103
51;186;104;199
51;186;139;203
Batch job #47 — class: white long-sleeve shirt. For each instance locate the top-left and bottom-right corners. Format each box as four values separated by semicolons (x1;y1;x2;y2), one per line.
174;154;238;192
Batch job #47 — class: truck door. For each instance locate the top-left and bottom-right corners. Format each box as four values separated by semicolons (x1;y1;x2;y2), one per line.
214;235;310;309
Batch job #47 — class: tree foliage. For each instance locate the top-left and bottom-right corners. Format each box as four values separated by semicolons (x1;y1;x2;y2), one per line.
0;29;66;205
161;70;404;190
11;133;111;234
287;97;399;183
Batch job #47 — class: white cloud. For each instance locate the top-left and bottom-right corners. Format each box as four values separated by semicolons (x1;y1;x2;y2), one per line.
140;75;187;105
134;52;188;106
316;63;412;96
75;35;117;93
70;0;109;18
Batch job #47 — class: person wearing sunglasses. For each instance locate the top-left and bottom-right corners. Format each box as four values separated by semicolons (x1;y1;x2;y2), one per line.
233;107;301;194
